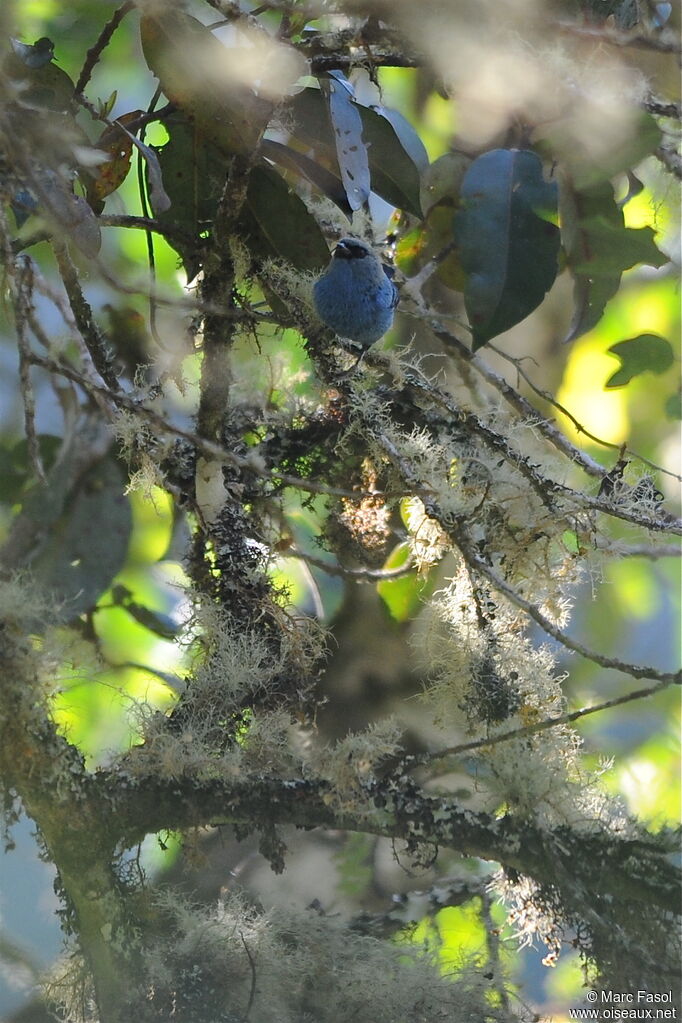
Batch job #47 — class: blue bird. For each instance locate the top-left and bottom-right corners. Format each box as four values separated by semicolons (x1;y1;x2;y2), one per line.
313;237;398;346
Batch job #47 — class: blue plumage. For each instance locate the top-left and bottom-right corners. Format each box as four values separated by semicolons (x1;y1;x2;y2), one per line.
313;237;398;346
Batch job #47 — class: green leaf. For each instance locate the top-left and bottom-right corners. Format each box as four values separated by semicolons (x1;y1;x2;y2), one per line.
453;148;560;349
288;88;426;217
357;104;425;218
4;43;75;112
320;71;370;211
261;138;352;217
153;117;328;279
140;12;271;156
561;179;669;343
0;435;62;505
377;543;433;622
369;105;429;173
242;163;329;271
420;151;471;215
30;454;132;618
664;392;681;419
151;115;223;278
605;334;674;388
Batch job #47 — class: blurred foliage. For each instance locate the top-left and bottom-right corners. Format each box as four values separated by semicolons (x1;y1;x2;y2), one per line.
0;0;679;1020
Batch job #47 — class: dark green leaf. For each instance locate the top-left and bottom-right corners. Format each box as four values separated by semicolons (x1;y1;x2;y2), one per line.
420;151;471;215
453;148;560;349
0;435;62;505
368;105;429;172
357;104;424;218
288;88;425;217
140;12;271;156
242;163;329;271
605;334;674;388
31;454;132;618
288;87;334;149
151;115;223;277
261;138;352;217
153;118;328;278
320;72;370;211
664;392;681;419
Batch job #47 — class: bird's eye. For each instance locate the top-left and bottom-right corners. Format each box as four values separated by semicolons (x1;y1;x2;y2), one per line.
335;239;369;260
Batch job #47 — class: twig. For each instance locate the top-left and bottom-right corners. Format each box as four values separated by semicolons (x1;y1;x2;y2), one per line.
644;94;682;119
308;51;422;72
553;19;682;55
372;425;680;685
413;678;677;765
74;2;135;96
611;543;681;558
431;325;681;534
26;353;425;503
430;323;607;478
52;241;119;391
287;548;416;581
240;932;257;1020
486;342;682;484
14;259;47;486
443;519;681;685
98;214;200;253
655;145;682;181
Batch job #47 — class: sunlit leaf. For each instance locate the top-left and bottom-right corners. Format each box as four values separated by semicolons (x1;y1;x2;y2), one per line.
605;334;674;388
454;148;560;348
377;543;432;622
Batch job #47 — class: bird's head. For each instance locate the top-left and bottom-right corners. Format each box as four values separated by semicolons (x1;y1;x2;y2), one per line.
333;238;373;261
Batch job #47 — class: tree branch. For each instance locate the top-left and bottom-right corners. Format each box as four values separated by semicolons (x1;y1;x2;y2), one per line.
98;770;681;914
412;678;677;765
